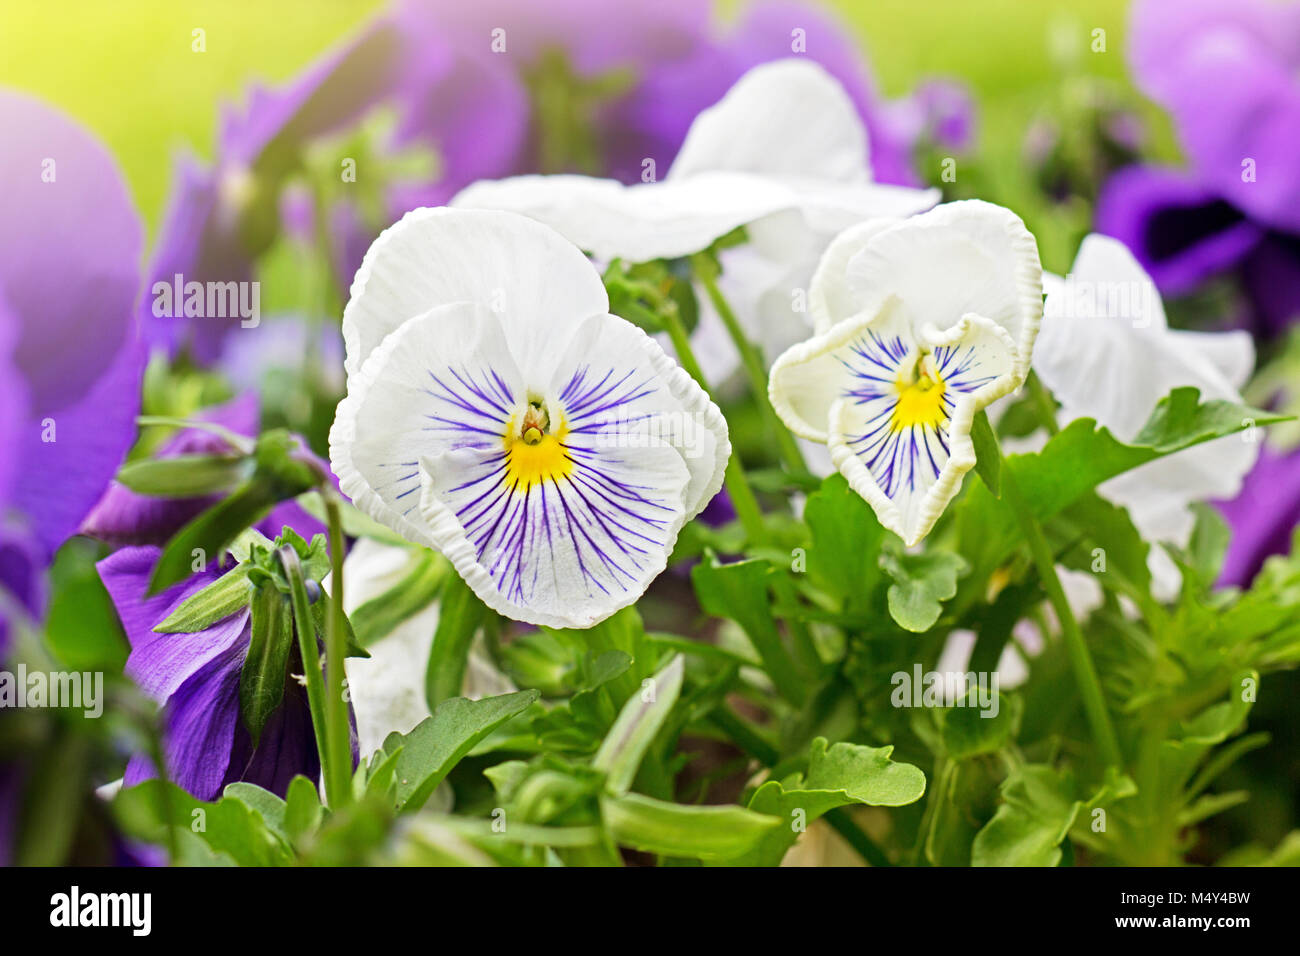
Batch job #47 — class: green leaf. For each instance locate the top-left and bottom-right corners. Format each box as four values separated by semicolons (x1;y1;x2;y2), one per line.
350;550;445;647
731;737;927;866
691;553;805;704
283;775;323;843
803;473;885;601
239;582;295;746
117;453;251;498
881;550;968;632
592;654;683;797
601;793;781;860
425;571;489;709
222;782;288;841
154;565;253;633
147;477;283;594
971;764;1081;867
970;410;1001;497
147;430;325;593
384;689;540;811
940;693;1022;760
1181;502;1232;588
958;389;1287;582
113;780;293;866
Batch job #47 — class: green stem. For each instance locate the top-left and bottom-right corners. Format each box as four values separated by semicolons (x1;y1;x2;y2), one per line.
825;808;892;867
991;430;1122;768
323;495;355;807
661;304;767;544
280;545;339;807
663;298;821;683
691;257;807;474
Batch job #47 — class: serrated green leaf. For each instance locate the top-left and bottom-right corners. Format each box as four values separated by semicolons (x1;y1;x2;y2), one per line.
729;737;927;866
881;550;968;632
385;689;540;811
971;764;1080;867
112;780;292;867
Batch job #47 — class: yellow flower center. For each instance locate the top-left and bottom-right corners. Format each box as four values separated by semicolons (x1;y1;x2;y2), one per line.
891;355;947;432
503;401;573;489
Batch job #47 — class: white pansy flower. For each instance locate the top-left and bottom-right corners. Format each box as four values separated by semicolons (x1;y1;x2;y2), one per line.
768;200;1044;546
329;208;730;629
1034;234;1257;596
453;59;939;381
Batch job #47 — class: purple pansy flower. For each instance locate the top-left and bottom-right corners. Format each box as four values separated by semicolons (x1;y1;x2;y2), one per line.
97;546;323;801
0;90;145;653
1097;0;1300;336
1216;446;1300;588
80;393;327;549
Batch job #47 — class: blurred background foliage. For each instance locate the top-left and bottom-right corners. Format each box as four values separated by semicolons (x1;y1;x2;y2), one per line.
1;0;1168;272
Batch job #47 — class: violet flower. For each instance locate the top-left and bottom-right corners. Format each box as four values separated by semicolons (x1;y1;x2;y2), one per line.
0;90;145;653
1096;0;1300;337
80;393;326;549
97;546;322;801
1216;446;1300;588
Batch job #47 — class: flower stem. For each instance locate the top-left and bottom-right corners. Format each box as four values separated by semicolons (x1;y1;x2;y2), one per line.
279;545;340;807
322;493;354;806
660;303;767;544
985;418;1122;768
691;256;807;475
661;300;822;683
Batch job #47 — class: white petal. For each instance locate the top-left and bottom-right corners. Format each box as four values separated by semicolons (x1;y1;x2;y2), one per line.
770;306;914;443
1038;233;1261;568
824;313;1017;545
840;200;1043;383
1056;233;1167;330
1168;329;1255;391
454;171;792;263
341;207;608;377
414;313;726;629
330;301;525;549
668;59;871;184
341;539;438;757
809;218;903;333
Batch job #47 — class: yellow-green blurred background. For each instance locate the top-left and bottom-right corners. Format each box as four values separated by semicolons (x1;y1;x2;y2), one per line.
1;0;1171;271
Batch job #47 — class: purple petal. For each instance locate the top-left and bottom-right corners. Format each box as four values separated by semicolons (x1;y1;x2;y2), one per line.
125;639;245;801
1129;0;1300;105
96;545;248;702
0;90;142;412
1095;165;1263;294
224;678;321;799
1240;232;1300;337
10;336;144;557
1215;445;1300;588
